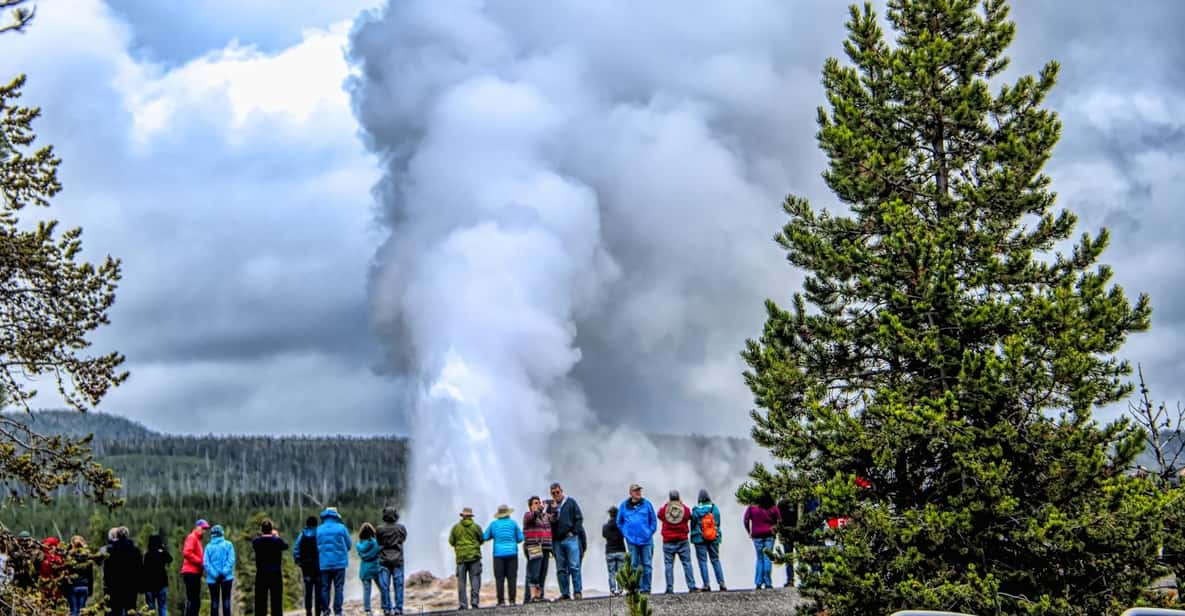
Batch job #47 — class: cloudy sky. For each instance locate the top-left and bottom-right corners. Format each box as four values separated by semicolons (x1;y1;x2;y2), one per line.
0;1;1181;436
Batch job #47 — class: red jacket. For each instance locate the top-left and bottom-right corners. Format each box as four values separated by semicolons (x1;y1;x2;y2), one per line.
658;501;691;543
181;528;205;575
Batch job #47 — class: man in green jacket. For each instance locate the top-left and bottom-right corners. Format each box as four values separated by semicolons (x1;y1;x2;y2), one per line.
449;508;484;610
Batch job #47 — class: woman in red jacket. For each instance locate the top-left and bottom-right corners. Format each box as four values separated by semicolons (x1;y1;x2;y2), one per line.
181;519;210;616
742;495;781;589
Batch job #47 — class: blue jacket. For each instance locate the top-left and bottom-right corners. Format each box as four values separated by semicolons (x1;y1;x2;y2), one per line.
483;517;525;558
203;526;236;583
690;502;722;544
293;527;318;569
356;538;380;581
317;509;352;571
617;498;657;547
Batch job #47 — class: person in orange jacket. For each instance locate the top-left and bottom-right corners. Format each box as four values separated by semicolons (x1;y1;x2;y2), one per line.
180;519;210;616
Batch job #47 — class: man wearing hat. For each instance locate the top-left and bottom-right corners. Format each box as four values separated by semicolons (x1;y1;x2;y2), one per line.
449;507;485;610
181;519;210;616
616;484;658;593
483;504;524;606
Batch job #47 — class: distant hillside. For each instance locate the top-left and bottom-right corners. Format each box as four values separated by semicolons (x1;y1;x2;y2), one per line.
3;409;159;441
4;410;408;506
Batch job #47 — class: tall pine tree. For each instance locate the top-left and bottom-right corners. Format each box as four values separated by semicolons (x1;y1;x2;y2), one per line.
742;2;1167;614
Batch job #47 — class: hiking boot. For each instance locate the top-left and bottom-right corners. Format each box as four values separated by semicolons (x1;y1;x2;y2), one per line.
719;585;728;592
558;595;571;601
574;593;582;601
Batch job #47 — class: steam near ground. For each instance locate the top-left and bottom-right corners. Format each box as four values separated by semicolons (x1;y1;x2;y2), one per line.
346;0;819;593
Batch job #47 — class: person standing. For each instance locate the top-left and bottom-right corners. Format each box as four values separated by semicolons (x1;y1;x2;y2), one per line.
180;520;210;616
616;484;657;594
658;490;697;594
483;504;524;607
37;536;64;603
521;496;552;603
203;525;235;616
356;523;381;616
448;507;484;610
106;527;143;616
251;519;288;616
292;516;322;616
602;506;627;596
141;533;173;616
63;536;94;616
690;489;726;592
743;495;781;590
546;482;585;601
316;507;352;616
376;507;407;616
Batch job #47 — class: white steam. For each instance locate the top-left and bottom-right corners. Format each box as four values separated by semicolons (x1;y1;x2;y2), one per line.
347;0;833;589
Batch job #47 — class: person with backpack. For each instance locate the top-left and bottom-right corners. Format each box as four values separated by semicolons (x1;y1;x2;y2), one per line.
602;506;627;596
448;507;484;610
546;482;585;601
522;496;552;603
203;525;235;616
376;507;407;616
317;507;352;616
106;527;143;616
483;504;524;607
292;516;322;616
180;519;209;616
356;523;381;616
743;494;781;589
252;519;288;616
690;489;726;592
63;536;94;616
658;490;697;594
141;533;173;616
616;484;657;594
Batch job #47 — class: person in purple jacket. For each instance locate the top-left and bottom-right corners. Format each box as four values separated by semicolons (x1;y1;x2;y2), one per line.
742;494;781;589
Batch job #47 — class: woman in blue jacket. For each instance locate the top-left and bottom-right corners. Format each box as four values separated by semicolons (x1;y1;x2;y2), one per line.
483;504;524;607
203;525;236;616
356;523;381;616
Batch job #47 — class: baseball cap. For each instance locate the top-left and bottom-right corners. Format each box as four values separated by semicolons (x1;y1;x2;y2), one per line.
195;519;210;529
629;483;643;492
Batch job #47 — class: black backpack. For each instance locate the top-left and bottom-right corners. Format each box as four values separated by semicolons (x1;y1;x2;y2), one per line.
298;533;319;569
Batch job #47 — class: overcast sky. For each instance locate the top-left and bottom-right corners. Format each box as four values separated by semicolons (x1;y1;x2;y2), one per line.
0;1;1181;436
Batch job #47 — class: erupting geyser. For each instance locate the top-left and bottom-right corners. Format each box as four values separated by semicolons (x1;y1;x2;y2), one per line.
348;0;810;584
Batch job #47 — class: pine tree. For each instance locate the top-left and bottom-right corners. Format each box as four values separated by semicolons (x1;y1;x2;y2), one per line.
742;2;1164;614
616;558;652;616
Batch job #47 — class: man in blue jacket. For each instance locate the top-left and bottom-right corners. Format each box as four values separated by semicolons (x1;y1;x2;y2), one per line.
316;507;352;616
617;484;658;593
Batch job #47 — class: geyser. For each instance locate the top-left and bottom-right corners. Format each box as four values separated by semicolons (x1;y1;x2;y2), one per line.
347;0;828;587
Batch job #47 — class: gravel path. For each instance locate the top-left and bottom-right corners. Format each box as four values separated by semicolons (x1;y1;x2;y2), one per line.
302;588;804;616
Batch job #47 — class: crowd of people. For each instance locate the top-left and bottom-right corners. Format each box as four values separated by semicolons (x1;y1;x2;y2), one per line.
0;482;800;615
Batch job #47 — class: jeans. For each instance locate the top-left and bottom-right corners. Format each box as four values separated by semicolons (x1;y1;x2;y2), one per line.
255;571;283;616
145;586;168;616
663;540;697;592
361;577;379;614
379;564;404;614
182;574;202;616
752;537;774;588
606;552;626;594
301;572;323;616
67;586;89;616
492;555;518;605
456;560;482;609
554;534;583;597
208;580;233;616
320;569;346;615
627;542;654;593
525;549;550;601
694;542;726;589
